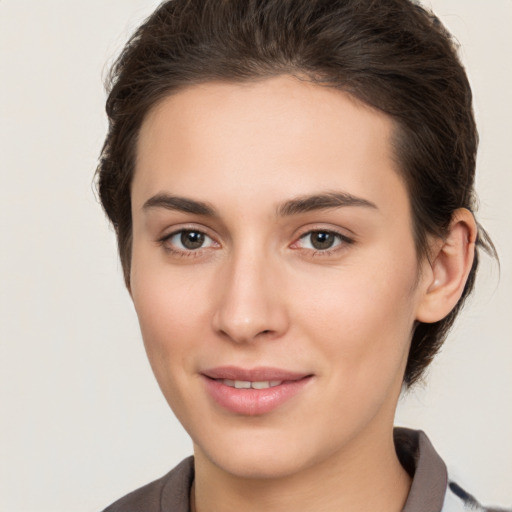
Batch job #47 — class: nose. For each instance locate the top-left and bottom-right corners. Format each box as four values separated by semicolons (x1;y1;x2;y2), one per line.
211;250;290;344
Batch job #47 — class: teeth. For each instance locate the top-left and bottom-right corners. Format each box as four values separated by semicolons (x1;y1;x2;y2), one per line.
221;379;283;389
251;381;270;389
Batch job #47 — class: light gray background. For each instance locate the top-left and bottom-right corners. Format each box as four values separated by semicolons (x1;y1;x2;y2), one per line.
1;1;510;511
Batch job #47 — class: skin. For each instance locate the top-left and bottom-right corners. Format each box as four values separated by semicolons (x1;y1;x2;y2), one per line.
129;75;476;512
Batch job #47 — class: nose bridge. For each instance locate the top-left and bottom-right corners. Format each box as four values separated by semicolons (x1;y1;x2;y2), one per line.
212;242;288;343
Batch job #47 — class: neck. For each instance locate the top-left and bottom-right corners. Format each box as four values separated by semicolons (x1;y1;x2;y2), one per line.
192;426;411;512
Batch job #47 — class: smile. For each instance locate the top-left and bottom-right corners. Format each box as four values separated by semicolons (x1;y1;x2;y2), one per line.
201;367;313;416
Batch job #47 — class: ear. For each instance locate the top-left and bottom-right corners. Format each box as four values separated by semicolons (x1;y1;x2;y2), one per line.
416;208;477;323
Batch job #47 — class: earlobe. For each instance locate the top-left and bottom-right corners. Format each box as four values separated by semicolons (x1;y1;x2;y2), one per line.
416;208;477;323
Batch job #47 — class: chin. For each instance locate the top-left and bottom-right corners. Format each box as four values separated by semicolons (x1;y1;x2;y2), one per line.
204;449;308;480
193;425;333;481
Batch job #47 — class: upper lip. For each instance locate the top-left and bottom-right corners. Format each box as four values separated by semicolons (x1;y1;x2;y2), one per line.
202;366;311;382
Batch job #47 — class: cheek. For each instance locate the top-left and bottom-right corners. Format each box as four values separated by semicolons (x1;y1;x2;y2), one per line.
130;252;210;382
130;273;210;428
294;252;419;383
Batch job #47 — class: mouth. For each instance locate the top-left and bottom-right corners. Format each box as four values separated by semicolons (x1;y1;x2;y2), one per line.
201;366;313;416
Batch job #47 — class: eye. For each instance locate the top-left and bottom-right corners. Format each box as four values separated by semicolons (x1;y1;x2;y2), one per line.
296;230;348;251
164;229;217;251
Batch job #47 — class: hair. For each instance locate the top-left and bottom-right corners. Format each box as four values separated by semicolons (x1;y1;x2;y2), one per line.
96;0;496;387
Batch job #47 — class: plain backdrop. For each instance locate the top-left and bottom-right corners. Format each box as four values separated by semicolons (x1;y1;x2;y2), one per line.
0;1;511;511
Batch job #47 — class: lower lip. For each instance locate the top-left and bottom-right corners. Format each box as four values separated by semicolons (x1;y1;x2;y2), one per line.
203;376;312;416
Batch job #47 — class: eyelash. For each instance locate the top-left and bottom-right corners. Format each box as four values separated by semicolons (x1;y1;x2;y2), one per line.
158;229;219;259
157;228;354;258
292;229;354;257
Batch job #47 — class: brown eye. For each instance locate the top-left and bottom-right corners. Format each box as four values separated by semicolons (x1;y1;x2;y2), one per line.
309;232;336;250
180;230;205;250
297;230;349;252
165;229;216;251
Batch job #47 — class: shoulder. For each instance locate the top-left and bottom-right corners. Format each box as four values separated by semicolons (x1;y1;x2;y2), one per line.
101;456;194;512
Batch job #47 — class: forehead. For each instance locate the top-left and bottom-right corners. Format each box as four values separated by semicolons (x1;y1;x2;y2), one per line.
132;75;406;217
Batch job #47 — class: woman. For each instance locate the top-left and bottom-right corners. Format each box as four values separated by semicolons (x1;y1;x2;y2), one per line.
96;1;502;511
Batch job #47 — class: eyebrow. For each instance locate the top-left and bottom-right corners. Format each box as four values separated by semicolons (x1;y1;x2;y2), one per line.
143;194;216;216
142;190;377;217
277;191;377;216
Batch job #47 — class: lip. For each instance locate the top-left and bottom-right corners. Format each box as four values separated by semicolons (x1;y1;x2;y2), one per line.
201;366;313;416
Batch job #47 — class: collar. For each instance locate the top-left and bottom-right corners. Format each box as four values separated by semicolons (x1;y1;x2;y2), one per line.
395;427;448;512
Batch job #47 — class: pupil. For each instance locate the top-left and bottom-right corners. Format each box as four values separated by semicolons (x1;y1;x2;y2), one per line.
311;232;334;250
181;231;205;250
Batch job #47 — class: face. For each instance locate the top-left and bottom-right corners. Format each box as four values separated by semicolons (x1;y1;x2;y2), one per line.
130;76;430;479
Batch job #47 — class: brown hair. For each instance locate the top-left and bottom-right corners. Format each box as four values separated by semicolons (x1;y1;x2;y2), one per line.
96;0;495;387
